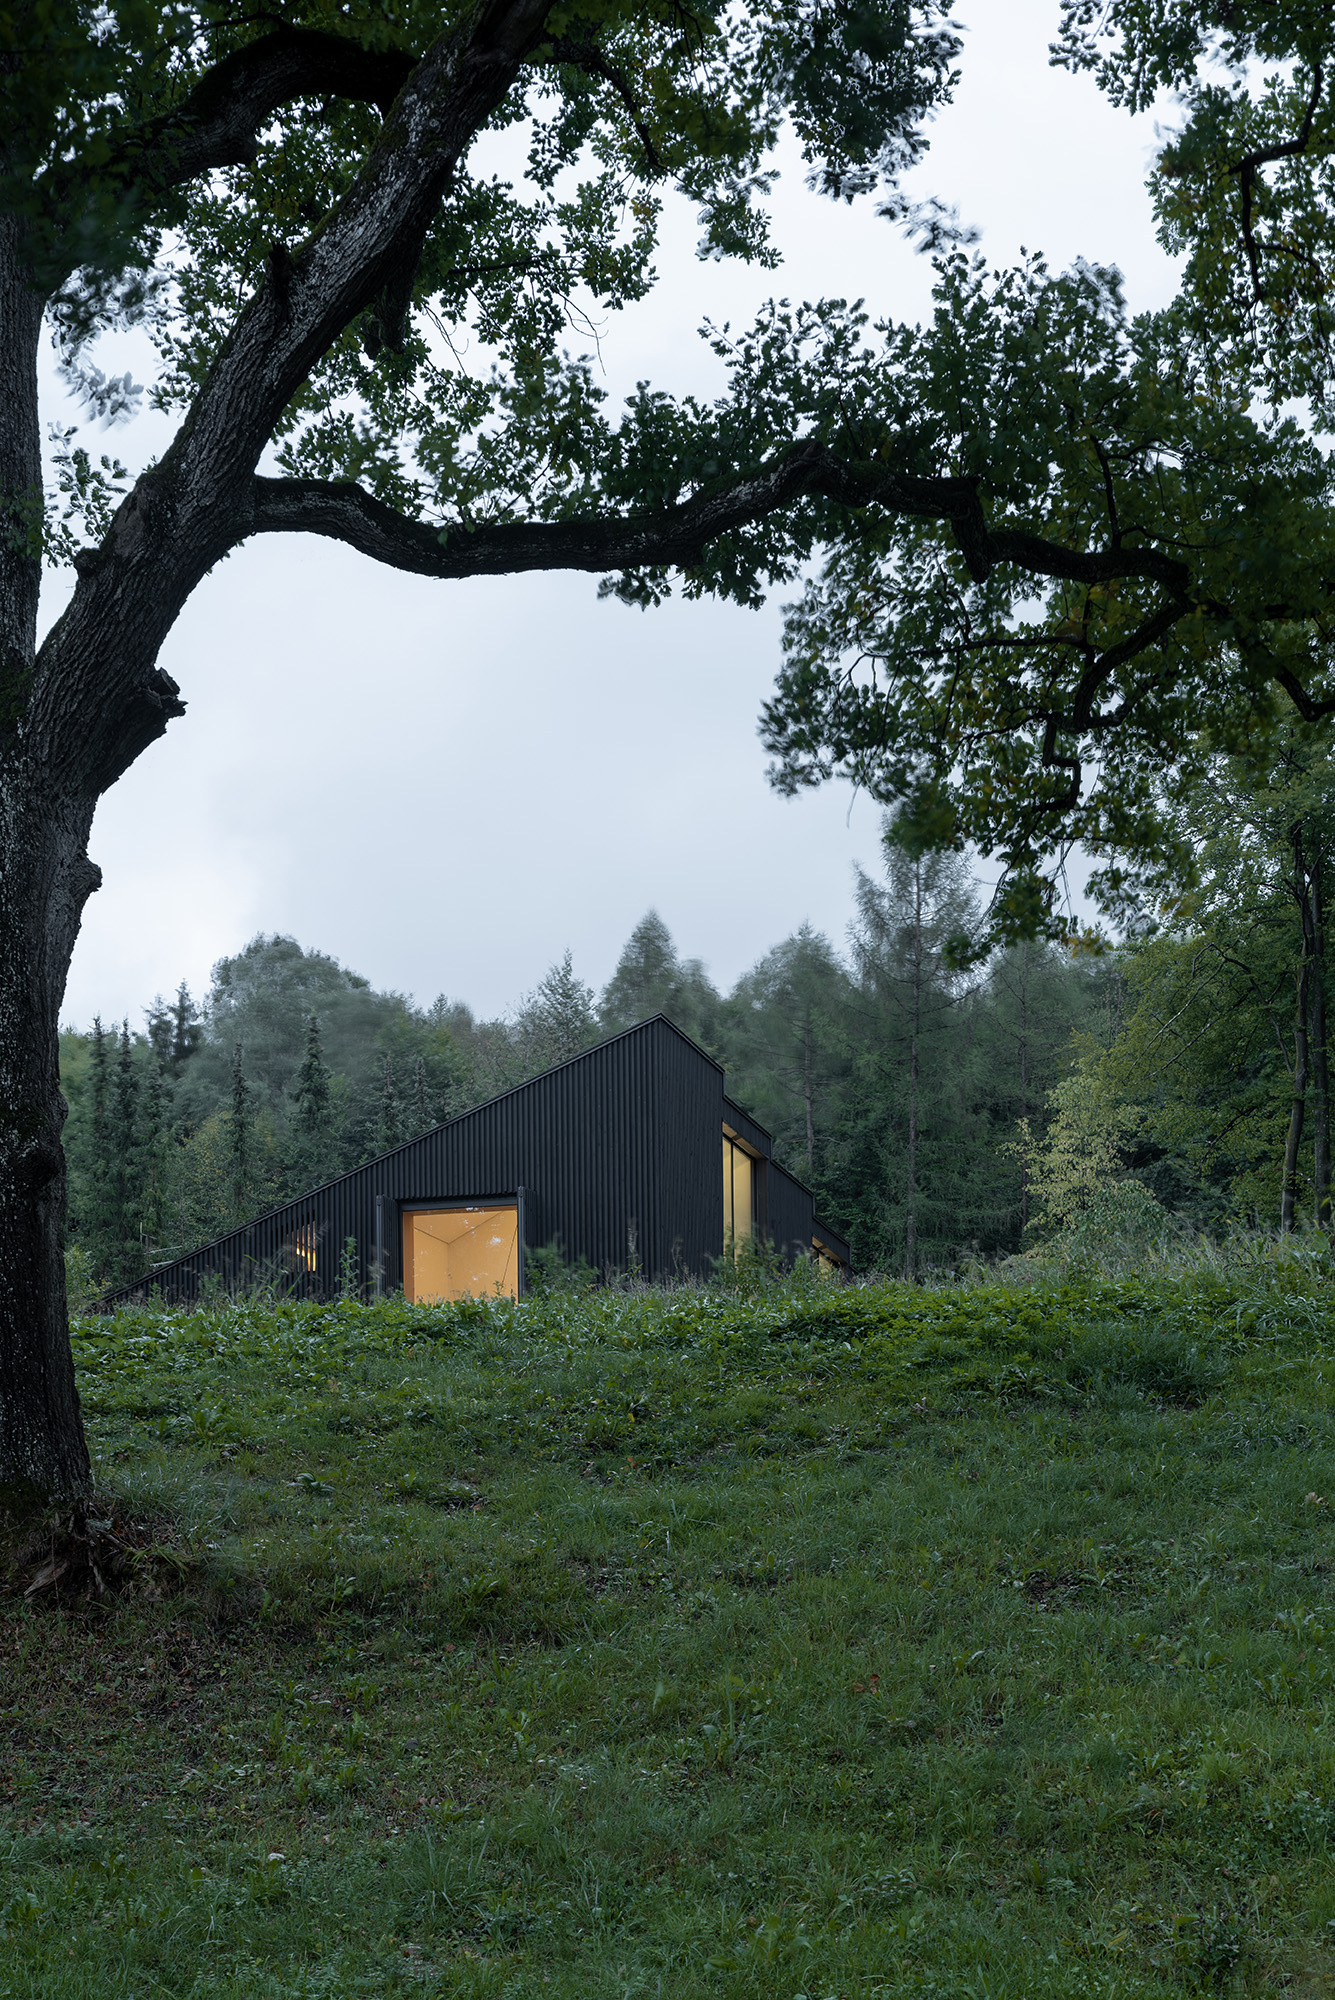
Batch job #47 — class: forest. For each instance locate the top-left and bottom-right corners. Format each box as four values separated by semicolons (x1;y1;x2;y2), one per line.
62;721;1335;1289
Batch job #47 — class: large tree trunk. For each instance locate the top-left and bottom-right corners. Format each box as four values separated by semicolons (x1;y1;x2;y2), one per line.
0;773;99;1497
0;219;94;1499
904;861;922;1282
1281;962;1310;1233
1282;826;1312;1235
1309;849;1331;1231
1017;944;1031;1236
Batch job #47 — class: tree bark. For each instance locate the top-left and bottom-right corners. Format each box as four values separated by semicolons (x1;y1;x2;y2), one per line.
1282;826;1312;1232
0;209;96;1497
0;773;99;1496
1309;848;1331;1230
904;861;923;1282
1017;945;1031;1236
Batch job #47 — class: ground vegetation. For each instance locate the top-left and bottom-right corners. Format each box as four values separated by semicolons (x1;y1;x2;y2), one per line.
3;1254;1334;1994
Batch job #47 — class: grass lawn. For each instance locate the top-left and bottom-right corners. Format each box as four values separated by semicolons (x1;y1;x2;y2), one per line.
3;1262;1335;1997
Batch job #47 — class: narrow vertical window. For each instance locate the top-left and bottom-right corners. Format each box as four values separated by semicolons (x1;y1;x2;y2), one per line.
722;1134;754;1252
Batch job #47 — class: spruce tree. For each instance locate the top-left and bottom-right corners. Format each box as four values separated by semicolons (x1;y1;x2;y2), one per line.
828;841;988;1275
229;1045;253;1225
289;1014;335;1192
600;912;718;1043
376;1055;403;1153
136;1052;170;1266
517;952;599;1071
412;1057;432;1137
145;998;174;1068
723;926;850;1175
84;1018;114;1279
106;1022;143;1284
171;984;204;1071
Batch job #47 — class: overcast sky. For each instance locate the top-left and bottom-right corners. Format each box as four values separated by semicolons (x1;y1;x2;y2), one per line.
50;0;1182;1032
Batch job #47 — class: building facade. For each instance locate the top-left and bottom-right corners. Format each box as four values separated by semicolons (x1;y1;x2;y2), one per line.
98;1017;849;1308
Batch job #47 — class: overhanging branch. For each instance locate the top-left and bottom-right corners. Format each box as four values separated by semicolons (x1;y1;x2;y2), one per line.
246;442;1198;596
39;28;419;276
542;38;663;171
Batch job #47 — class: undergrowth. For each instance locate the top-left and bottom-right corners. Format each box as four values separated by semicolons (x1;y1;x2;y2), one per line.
2;1255;1335;1996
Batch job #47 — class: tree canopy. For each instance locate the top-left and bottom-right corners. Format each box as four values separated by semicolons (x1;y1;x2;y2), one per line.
13;0;1335;1495
21;2;1335;924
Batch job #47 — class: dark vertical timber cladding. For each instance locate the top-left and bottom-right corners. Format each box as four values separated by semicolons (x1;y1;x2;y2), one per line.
767;1160;818;1263
97;1020;734;1308
654;1018;725;1276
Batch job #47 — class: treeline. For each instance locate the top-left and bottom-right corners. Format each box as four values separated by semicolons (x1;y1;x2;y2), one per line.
1051;724;1335;1244
65;728;1335;1288
62;831;1126;1287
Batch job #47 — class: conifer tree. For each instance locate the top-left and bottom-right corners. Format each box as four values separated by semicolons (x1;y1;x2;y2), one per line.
376;1055;403;1154
724;926;849;1174
412;1057;432;1137
289;1014;335;1191
828;842;986;1275
101;1022;144;1284
601;912;718;1043
83;1017;114;1279
145;998;174;1069
228;1045;253;1225
136;1052;170;1265
171;984;204;1071
518;952;599;1071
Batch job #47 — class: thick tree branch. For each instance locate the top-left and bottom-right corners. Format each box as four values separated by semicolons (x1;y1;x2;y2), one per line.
243;442;1198;598
34;0;560;793
247;448;836;576
40;29;419;274
542;38;663;170
1232;60;1326;302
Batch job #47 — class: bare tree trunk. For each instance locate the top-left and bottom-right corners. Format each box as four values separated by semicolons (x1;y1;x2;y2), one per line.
1018;944;1031;1236
904;862;922;1281
1283;827;1312;1233
1281;965;1310;1233
0;220;95;1498
0;774;99;1497
1310;849;1331;1230
802;1016;815;1171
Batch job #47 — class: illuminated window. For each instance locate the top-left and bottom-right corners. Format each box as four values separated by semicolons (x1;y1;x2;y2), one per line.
286;1223;318;1273
722;1134;754;1252
402;1204;519;1302
812;1239;843;1280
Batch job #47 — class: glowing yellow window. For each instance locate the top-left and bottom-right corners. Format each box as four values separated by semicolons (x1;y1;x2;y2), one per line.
287;1223;318;1273
812;1239;842;1280
402;1205;519;1302
722;1135;753;1251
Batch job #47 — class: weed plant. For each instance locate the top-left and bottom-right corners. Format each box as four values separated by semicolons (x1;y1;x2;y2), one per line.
3;1252;1335;1996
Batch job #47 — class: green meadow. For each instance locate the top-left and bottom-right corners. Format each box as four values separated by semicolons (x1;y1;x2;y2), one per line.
4;1258;1335;1997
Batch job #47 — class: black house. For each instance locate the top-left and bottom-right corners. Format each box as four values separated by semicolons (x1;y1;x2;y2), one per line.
98;1017;849;1308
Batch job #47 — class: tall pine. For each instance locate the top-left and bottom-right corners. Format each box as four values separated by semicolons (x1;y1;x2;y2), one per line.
289;1014;335;1190
412;1056;432;1136
376;1054;402;1153
104;1021;143;1284
136;1049;170;1265
601;912;718;1044
229;1044;253;1224
723;926;850;1176
829;841;986;1275
516;952;599;1071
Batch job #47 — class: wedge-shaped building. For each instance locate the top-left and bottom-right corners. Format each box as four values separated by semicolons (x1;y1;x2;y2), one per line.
99;1016;849;1308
